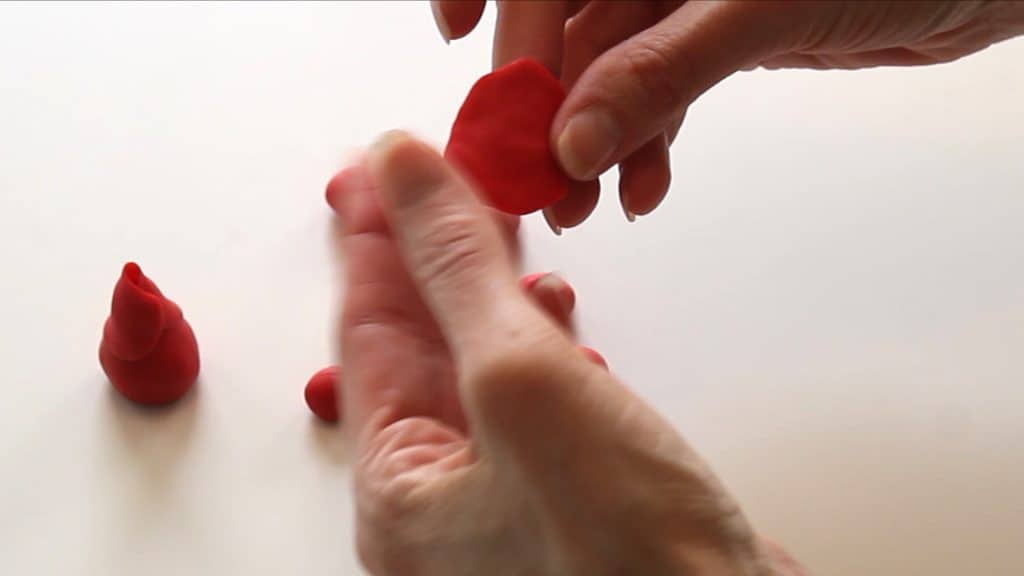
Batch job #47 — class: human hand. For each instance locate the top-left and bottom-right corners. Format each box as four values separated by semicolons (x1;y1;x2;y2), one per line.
431;0;1024;228
326;131;805;575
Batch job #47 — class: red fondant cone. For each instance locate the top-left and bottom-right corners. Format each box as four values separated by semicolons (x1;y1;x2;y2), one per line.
100;262;199;405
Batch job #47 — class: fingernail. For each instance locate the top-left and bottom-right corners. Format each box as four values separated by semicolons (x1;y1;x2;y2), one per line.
368;131;446;208
620;195;636;223
369;129;409;156
430;1;452;44
557;108;621;180
542;207;562;236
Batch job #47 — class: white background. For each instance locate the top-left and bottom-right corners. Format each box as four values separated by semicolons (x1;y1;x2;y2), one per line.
1;3;1022;575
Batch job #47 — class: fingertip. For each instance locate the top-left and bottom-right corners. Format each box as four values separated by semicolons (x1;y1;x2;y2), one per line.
325;171;346;212
580;346;608;370
521;272;576;330
492;0;568;72
520;272;547;292
368;131;449;210
367;129;419;168
551;178;600;228
325;163;370;216
555;107;622;181
542;207;562;236
555;278;576;313
434;0;486;41
327;163;387;238
430;1;452;43
619;135;671;218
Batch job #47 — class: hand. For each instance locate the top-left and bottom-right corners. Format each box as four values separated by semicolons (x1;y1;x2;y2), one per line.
327;131;806;575
431;0;1024;228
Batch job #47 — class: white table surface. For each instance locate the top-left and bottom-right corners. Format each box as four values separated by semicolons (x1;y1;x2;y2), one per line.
1;3;1022;575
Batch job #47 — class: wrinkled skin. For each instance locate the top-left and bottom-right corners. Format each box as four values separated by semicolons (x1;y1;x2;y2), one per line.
432;0;1024;228
323;2;1024;573
328;133;807;575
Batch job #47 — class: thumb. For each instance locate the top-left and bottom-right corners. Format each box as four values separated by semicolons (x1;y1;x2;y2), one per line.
365;131;524;359
553;1;801;180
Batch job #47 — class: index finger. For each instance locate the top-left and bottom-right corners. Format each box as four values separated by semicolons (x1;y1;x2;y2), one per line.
493;0;569;73
328;164;467;437
431;0;487;41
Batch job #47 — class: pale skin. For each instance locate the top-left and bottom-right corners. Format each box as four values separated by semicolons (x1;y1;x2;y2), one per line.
329;132;806;576
432;0;1024;231
330;2;1024;574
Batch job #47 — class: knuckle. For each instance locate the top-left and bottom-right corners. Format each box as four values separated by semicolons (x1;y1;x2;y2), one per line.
356;465;423;542
358;437;420;521
356;418;462;529
375;476;422;526
620;36;693;116
415;212;488;290
464;335;569;421
343;282;414;332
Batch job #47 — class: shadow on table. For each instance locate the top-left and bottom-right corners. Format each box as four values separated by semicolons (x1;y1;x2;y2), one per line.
105;379;200;490
306;415;350;467
92;379;224;573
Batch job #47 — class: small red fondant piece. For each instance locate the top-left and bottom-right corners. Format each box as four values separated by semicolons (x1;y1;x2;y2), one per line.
580;346;608;370
305;365;341;423
445;58;569;215
99;262;200;405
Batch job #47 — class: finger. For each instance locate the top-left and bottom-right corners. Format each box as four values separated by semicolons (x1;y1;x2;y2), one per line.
367;131;524;359
666;110;686;145
566;0;590;20
550;178;600;229
555;1;662;228
760;47;953;70
520;272;575;331
556;1;664;227
554;1;800;180
328;163;466;437
493;0;568;72
618;133;671;219
326;163;387;235
579;346;608;370
430;0;486;42
561;0;662;88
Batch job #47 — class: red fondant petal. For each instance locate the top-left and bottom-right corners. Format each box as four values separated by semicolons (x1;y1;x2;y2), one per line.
445;58;569;215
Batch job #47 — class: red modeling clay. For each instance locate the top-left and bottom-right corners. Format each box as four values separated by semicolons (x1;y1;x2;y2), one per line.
305;365;341;423
445;58;568;215
99;262;200;405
